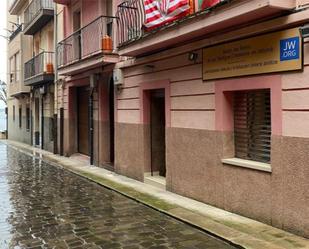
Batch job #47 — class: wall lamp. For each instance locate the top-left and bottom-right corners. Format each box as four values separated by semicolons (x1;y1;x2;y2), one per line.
188;52;198;62
300;25;309;38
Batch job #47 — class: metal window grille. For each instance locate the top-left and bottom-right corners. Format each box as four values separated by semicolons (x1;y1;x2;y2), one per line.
234;90;271;163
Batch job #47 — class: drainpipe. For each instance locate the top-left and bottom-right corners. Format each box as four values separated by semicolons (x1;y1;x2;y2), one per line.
41;94;44;150
5;107;8;139
53;2;58;154
60;107;64;156
30;91;33;146
89;90;94;165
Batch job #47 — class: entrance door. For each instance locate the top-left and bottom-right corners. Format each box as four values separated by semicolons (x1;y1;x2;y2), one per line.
150;89;166;177
109;78;115;164
34;97;40;146
77;86;90;155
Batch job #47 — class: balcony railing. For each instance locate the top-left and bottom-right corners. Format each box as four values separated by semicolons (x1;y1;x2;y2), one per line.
9;24;23;42
116;0;230;47
24;0;54;31
25;51;54;80
116;0;145;46
57;15;116;68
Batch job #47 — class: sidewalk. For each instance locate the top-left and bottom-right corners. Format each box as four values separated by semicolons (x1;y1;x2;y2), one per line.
4;140;309;249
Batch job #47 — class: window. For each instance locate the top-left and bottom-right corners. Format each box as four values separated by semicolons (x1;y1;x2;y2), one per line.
233;89;271;163
26;107;30;130
9;57;14;83
17;15;21;25
9;52;20;83
15;52;20;82
19;106;22;128
13;105;15;121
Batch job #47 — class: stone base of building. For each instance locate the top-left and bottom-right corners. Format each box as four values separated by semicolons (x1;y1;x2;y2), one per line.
115;123;309;238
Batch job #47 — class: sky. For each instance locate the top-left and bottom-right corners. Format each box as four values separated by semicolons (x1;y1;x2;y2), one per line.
0;1;7;108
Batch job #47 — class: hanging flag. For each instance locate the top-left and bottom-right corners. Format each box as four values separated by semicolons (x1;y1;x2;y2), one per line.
144;0;191;29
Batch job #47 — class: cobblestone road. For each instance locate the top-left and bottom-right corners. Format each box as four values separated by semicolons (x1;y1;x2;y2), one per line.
0;143;236;249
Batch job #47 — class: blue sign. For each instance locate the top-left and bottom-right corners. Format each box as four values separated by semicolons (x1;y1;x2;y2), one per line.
280;37;300;61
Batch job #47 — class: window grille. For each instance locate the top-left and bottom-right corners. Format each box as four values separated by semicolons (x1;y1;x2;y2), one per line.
234;90;271;163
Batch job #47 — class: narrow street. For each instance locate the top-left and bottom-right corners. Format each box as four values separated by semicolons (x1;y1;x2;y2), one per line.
0;143;236;249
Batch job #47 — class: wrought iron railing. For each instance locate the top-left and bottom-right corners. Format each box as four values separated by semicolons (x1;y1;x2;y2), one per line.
116;0;231;47
24;0;54;29
25;51;54;80
116;0;145;46
9;24;22;42
57;15;116;68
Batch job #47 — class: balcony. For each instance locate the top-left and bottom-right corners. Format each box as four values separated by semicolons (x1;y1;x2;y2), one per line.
9;70;30;98
9;83;30;98
116;0;296;57
57;15;119;76
9;0;26;15
24;0;54;35
24;52;55;86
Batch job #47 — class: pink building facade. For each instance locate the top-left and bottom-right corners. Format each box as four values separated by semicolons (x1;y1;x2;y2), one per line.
55;0;309;239
114;0;309;239
55;0;118;167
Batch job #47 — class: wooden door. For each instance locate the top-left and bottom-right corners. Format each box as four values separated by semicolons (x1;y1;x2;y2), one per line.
150;89;166;177
77;87;90;155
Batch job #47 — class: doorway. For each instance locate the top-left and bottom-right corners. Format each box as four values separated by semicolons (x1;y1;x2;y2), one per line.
77;86;90;156
150;89;166;177
109;78;115;165
34;97;40;146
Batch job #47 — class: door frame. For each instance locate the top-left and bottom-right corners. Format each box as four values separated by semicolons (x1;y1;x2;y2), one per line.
140;80;171;175
140;79;171;127
76;85;90;155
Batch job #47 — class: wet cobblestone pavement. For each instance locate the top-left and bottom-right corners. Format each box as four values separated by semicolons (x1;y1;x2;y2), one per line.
0;143;237;249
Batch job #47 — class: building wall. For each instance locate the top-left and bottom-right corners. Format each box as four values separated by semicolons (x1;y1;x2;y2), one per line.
7;2;32;143
115;31;309;238
7;13;32;97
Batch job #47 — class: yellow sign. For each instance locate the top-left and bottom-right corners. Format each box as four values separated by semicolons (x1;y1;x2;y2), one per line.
203;28;302;80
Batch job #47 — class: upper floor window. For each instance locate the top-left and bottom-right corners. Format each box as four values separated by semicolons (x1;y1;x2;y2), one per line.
9;57;14;83
9;52;20;83
15;52;20;82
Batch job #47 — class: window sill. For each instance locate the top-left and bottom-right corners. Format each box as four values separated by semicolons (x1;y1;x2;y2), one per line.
221;158;272;173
